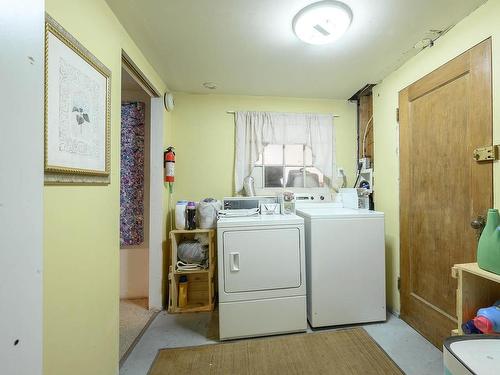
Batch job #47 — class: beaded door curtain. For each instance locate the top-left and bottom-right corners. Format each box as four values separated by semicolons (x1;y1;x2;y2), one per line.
120;102;145;246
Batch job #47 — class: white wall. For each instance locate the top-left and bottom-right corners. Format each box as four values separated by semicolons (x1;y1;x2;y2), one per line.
149;97;165;309
120;248;149;299
0;1;44;374
120;89;151;299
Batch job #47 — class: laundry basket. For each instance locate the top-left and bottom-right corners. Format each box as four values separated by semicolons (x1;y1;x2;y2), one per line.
444;335;500;375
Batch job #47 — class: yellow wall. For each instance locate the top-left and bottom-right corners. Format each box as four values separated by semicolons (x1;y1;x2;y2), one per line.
43;1;168;374
170;92;357;202
373;0;500;313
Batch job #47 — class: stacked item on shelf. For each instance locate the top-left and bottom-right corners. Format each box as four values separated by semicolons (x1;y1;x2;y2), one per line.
176;233;209;271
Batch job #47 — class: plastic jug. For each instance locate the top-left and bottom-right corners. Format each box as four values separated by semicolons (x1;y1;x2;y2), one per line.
178;275;188;308
473;301;500;333
175;200;188;230
477;209;500;275
185;201;197;230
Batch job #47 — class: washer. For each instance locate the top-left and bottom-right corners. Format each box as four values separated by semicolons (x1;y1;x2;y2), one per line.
296;203;386;328
217;214;307;340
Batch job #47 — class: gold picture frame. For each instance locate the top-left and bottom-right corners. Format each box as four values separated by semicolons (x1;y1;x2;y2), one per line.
44;13;111;184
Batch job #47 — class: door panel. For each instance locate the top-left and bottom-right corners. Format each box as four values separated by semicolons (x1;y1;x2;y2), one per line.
399;39;492;348
411;75;471;318
223;228;301;293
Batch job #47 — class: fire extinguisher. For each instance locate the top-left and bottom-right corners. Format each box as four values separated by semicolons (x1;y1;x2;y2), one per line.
164;146;175;193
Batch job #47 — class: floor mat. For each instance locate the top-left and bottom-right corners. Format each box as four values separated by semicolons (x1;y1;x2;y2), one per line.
148;327;403;375
120;298;158;364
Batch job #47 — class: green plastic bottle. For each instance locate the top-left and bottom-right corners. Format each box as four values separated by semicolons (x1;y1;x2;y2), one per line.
477;209;500;274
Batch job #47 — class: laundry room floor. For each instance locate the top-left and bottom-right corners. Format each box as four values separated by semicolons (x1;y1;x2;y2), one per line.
119;311;443;375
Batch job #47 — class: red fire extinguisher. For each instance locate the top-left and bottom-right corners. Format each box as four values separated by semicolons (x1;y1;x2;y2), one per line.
164;146;175;192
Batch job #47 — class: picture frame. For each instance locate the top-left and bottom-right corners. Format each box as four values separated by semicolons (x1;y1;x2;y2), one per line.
44;13;111;184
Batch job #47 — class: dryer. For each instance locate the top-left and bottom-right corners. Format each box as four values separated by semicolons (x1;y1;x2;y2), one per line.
217;214;307;340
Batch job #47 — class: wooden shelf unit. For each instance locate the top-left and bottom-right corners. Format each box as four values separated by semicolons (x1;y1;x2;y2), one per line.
168;229;216;313
452;262;500;335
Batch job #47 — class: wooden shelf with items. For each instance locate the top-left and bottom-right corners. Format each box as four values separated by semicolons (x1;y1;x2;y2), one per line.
168;229;216;313
451;262;500;335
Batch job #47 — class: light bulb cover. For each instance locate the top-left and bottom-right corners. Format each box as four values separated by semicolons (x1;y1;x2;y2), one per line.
293;0;353;45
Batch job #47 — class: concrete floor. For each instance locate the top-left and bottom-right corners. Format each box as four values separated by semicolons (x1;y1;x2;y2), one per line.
120;311;443;375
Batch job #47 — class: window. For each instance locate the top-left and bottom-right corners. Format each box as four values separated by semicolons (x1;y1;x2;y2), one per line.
251;144;324;189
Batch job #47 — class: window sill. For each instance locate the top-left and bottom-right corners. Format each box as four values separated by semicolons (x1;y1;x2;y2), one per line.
254;186;331;197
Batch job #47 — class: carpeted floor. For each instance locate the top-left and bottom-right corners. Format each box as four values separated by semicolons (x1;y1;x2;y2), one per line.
148;327;403;375
120;299;158;364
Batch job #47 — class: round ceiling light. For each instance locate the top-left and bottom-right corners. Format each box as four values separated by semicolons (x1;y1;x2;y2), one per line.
293;1;353;45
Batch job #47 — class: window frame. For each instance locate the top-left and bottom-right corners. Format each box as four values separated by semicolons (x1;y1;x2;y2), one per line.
252;144;325;194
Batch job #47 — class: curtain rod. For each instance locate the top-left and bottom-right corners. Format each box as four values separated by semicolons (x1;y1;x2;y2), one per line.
226;110;339;118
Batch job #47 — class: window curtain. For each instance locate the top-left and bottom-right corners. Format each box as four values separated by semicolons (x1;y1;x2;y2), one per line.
234;111;335;193
120;102;145;246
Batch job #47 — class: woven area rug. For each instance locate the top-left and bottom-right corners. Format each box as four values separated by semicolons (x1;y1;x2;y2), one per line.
148;327;403;375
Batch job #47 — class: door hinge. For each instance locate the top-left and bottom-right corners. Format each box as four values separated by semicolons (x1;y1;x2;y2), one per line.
397;276;401;291
473;145;499;162
396;108;399;123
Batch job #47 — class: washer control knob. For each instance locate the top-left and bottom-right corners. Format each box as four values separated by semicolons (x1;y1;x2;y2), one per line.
320;195;325;200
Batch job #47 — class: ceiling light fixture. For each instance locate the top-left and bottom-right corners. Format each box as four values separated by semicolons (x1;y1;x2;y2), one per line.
202;82;217;90
293;0;352;45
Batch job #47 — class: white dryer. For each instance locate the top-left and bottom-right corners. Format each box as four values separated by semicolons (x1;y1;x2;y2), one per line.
217;214;307;340
296;203;386;328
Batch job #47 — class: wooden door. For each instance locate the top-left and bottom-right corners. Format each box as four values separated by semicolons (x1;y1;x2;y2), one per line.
399;39;493;348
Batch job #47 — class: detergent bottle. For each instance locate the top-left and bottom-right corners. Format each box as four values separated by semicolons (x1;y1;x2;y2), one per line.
473;301;500;334
477;209;500;275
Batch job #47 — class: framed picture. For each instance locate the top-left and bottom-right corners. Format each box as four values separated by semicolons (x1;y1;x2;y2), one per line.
44;14;111;184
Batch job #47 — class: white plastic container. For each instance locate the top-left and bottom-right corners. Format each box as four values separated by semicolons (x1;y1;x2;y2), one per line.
175;200;188;230
339;188;359;209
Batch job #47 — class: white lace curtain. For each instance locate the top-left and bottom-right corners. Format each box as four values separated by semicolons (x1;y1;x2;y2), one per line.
234;111;335;193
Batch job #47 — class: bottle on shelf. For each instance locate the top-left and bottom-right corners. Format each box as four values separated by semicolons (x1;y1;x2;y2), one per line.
175;200;188;230
461;319;481;334
185;201;197;230
178;275;188;308
473;300;500;334
477;209;500;275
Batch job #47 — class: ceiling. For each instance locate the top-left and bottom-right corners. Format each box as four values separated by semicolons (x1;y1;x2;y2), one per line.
107;0;486;99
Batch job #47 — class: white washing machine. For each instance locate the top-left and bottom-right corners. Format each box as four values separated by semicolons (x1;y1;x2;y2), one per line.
296;201;386;328
444;336;500;375
217;214;307;340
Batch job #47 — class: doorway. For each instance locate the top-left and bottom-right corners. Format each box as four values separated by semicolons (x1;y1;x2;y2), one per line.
119;55;163;365
399;39;493;348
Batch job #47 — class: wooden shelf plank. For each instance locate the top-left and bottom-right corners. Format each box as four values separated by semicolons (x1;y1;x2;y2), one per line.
174;269;210;275
170;229;215;235
171;303;214;314
453;262;500;284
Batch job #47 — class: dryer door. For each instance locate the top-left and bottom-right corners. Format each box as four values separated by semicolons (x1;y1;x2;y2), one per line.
223;228;301;293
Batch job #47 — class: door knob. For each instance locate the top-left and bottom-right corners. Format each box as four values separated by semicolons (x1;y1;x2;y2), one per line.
471;216;486;240
471;216;486;230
